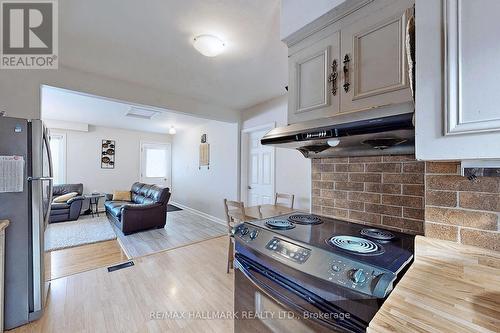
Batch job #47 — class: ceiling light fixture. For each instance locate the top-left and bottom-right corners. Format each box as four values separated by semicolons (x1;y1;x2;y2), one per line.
169;126;176;135
193;34;225;57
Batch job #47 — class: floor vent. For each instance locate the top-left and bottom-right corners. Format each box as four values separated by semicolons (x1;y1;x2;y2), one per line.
107;261;134;272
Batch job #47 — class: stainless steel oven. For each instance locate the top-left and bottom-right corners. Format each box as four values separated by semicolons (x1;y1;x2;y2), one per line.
234;254;368;333
233;213;415;333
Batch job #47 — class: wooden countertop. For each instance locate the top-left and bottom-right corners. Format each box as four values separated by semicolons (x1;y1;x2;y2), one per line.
0;220;9;232
368;236;500;333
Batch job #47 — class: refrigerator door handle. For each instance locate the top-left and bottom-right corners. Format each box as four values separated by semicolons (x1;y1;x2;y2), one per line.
43;126;54;211
44;126;54;178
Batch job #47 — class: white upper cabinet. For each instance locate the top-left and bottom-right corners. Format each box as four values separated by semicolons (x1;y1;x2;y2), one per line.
286;0;414;124
340;3;413;113
288;32;340;124
416;0;500;160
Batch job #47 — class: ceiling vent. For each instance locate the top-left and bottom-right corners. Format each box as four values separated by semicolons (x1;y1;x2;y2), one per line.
125;106;160;120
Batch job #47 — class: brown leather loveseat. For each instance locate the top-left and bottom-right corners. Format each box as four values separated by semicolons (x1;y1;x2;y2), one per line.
105;182;171;235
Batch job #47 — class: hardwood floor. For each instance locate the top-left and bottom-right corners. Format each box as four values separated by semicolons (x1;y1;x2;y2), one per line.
45;240;128;281
115;210;227;258
11;236;233;333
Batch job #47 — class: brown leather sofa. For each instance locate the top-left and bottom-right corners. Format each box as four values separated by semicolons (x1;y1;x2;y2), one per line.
104;182;171;235
49;184;85;223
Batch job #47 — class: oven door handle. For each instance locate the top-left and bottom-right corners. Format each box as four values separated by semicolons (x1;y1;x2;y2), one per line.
235;255;366;333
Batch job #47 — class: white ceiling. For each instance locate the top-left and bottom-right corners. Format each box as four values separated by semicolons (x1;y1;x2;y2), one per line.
42;86;210;134
59;0;288;111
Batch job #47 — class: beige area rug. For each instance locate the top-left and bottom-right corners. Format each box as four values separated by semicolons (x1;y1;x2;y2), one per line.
45;215;117;252
114;209;227;258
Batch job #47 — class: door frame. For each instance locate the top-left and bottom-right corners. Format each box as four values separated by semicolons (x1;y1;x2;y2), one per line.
240;122;276;206
139;141;172;188
47;130;67;185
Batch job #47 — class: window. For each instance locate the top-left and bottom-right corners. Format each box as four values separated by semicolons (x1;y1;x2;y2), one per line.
145;148;167;177
140;142;171;186
49;132;66;185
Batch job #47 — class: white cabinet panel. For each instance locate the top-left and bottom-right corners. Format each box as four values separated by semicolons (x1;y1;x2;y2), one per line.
288;32;340;124
340;3;413;113
416;0;500;160
445;0;500;134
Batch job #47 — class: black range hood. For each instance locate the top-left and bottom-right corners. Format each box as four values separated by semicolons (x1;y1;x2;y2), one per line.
261;103;415;158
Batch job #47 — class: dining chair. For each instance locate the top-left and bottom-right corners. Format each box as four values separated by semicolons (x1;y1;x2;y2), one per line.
223;199;254;273
275;193;295;209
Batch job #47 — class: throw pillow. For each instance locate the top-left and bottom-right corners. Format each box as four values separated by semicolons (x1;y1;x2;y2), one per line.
53;192;78;203
113;190;132;201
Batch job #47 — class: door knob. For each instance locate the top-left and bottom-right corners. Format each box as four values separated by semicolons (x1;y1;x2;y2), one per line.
247;186;252;189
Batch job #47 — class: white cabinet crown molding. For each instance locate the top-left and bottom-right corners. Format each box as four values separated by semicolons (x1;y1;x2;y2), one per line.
282;0;373;47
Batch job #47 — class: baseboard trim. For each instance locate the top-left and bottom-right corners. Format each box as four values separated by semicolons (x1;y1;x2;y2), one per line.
170;201;226;226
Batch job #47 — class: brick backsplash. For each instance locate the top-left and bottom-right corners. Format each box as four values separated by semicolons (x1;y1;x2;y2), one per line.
424;162;500;251
311;157;500;251
311;155;425;234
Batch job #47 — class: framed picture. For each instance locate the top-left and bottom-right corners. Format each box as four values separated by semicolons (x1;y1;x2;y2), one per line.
101;140;115;169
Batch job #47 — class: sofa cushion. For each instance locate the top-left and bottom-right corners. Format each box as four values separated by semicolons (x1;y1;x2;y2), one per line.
53;192;78;203
112;190;131;201
51;202;70;210
104;200;130;218
130;182;170;205
51;208;70;215
53;183;83;196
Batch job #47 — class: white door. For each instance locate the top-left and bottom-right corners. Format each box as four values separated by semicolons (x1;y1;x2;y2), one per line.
247;130;274;206
140;142;171;187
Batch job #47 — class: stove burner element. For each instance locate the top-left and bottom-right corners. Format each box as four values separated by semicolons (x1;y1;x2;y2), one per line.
288;214;322;225
328;236;383;255
360;228;395;241
266;219;295;230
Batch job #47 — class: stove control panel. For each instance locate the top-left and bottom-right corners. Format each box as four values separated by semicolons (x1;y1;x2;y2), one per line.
265;238;311;264
236;225;259;242
326;258;396;297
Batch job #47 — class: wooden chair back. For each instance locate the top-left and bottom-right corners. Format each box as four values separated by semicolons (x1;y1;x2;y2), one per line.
275;193;295;209
223;199;247;230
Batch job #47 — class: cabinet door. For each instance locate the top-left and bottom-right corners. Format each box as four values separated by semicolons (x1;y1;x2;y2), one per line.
415;0;500;160
340;3;413;113
288;32;340;124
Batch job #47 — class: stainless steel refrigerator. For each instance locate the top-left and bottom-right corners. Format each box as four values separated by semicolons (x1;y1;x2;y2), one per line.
0;116;53;329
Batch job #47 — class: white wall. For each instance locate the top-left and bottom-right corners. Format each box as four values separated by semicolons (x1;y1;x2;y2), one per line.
171;120;239;221
241;95;311;210
49;125;171;208
280;0;346;39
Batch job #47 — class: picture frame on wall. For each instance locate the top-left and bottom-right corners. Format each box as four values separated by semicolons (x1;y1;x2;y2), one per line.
101;139;115;169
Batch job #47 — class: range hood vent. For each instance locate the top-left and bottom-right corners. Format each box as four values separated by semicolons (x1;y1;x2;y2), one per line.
261;104;415;158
